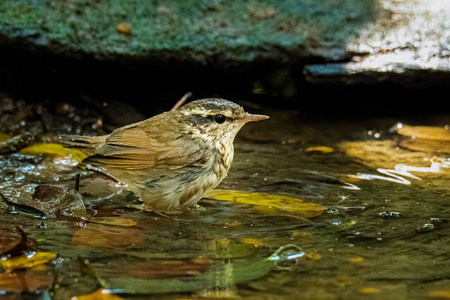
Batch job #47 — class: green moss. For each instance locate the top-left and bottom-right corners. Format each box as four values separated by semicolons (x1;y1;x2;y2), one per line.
0;0;377;63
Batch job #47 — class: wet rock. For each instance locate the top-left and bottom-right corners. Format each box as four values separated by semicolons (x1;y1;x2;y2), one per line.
304;0;450;89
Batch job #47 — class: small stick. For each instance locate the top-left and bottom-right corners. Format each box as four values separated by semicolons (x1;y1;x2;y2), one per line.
171;92;192;111
75;174;80;192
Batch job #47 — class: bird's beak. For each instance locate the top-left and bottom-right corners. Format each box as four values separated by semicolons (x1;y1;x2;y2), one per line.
243;113;270;123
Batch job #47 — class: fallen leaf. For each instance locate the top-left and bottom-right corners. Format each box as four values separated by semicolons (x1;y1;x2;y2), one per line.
349;256;364;264
429;290;450;298
204;189;326;217
305;252;321;260
305;146;334;154
71;288;124;300
0;225;36;255
1;184;87;219
0;252;56;270
337;140;429;169
241;238;265;247
290;230;311;238
360;287;381;294
20;143;88;162
117;23;132;35
395;123;450;154
0;132;12;141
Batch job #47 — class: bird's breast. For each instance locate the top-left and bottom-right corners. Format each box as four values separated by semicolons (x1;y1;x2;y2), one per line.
215;139;234;178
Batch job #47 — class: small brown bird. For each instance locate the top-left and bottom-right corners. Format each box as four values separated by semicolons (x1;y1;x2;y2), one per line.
59;98;268;213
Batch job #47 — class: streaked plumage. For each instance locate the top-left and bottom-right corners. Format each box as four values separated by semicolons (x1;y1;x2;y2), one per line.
59;98;268;213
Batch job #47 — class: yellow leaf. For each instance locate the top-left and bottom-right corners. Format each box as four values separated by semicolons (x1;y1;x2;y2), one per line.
0;252;56;270
305;252;321;260
88;217;137;227
20;143;87;162
429;290;450;298
360;287;381;294
305;146;334;154
204;189;326;217
291;230;310;238
117;23;132;35
71;288;124;300
0;132;12;142
349;256;364;264
241;238;265;247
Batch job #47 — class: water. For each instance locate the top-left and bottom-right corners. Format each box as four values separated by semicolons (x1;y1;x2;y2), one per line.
1;102;450;299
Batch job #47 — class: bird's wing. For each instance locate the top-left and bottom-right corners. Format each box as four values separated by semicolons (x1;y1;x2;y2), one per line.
83;114;205;170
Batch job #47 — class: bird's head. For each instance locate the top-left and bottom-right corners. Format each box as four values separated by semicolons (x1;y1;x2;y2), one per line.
177;98;269;142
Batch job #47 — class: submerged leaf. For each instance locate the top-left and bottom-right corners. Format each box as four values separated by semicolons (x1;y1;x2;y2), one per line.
204;189;326;217
72;224;143;248
0;268;54;293
87;217;137;227
0;252;56;270
1;184;87;219
103;256;274;295
123;259;213;279
0;225;36;255
20;143;88;162
76;244;303;295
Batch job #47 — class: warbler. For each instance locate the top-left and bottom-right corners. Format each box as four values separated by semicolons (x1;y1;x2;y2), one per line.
59;98;268;213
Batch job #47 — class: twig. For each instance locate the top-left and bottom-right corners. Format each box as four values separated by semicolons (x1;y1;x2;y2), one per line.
171;92;192;111
75;173;80;192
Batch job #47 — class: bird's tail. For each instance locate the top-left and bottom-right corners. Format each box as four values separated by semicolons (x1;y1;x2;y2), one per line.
59;134;106;157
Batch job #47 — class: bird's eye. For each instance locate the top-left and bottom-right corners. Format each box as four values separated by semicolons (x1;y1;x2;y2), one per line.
213;114;226;124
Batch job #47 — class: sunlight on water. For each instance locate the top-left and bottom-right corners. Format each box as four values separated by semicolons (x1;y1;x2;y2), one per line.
347;157;450;185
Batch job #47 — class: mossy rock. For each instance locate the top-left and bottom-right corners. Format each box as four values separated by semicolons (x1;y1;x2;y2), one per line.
0;0;377;66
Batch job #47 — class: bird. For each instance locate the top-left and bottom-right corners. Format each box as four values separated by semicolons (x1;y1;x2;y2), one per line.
59;98;269;213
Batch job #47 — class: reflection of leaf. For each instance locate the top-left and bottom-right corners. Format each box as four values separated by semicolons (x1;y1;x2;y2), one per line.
0;268;54;293
124;259;212;279
205;189;326;217
103;257;273;295
20;143;88;162
78;256;106;288
0;252;56;270
71;288;124;300
72;224;143;248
